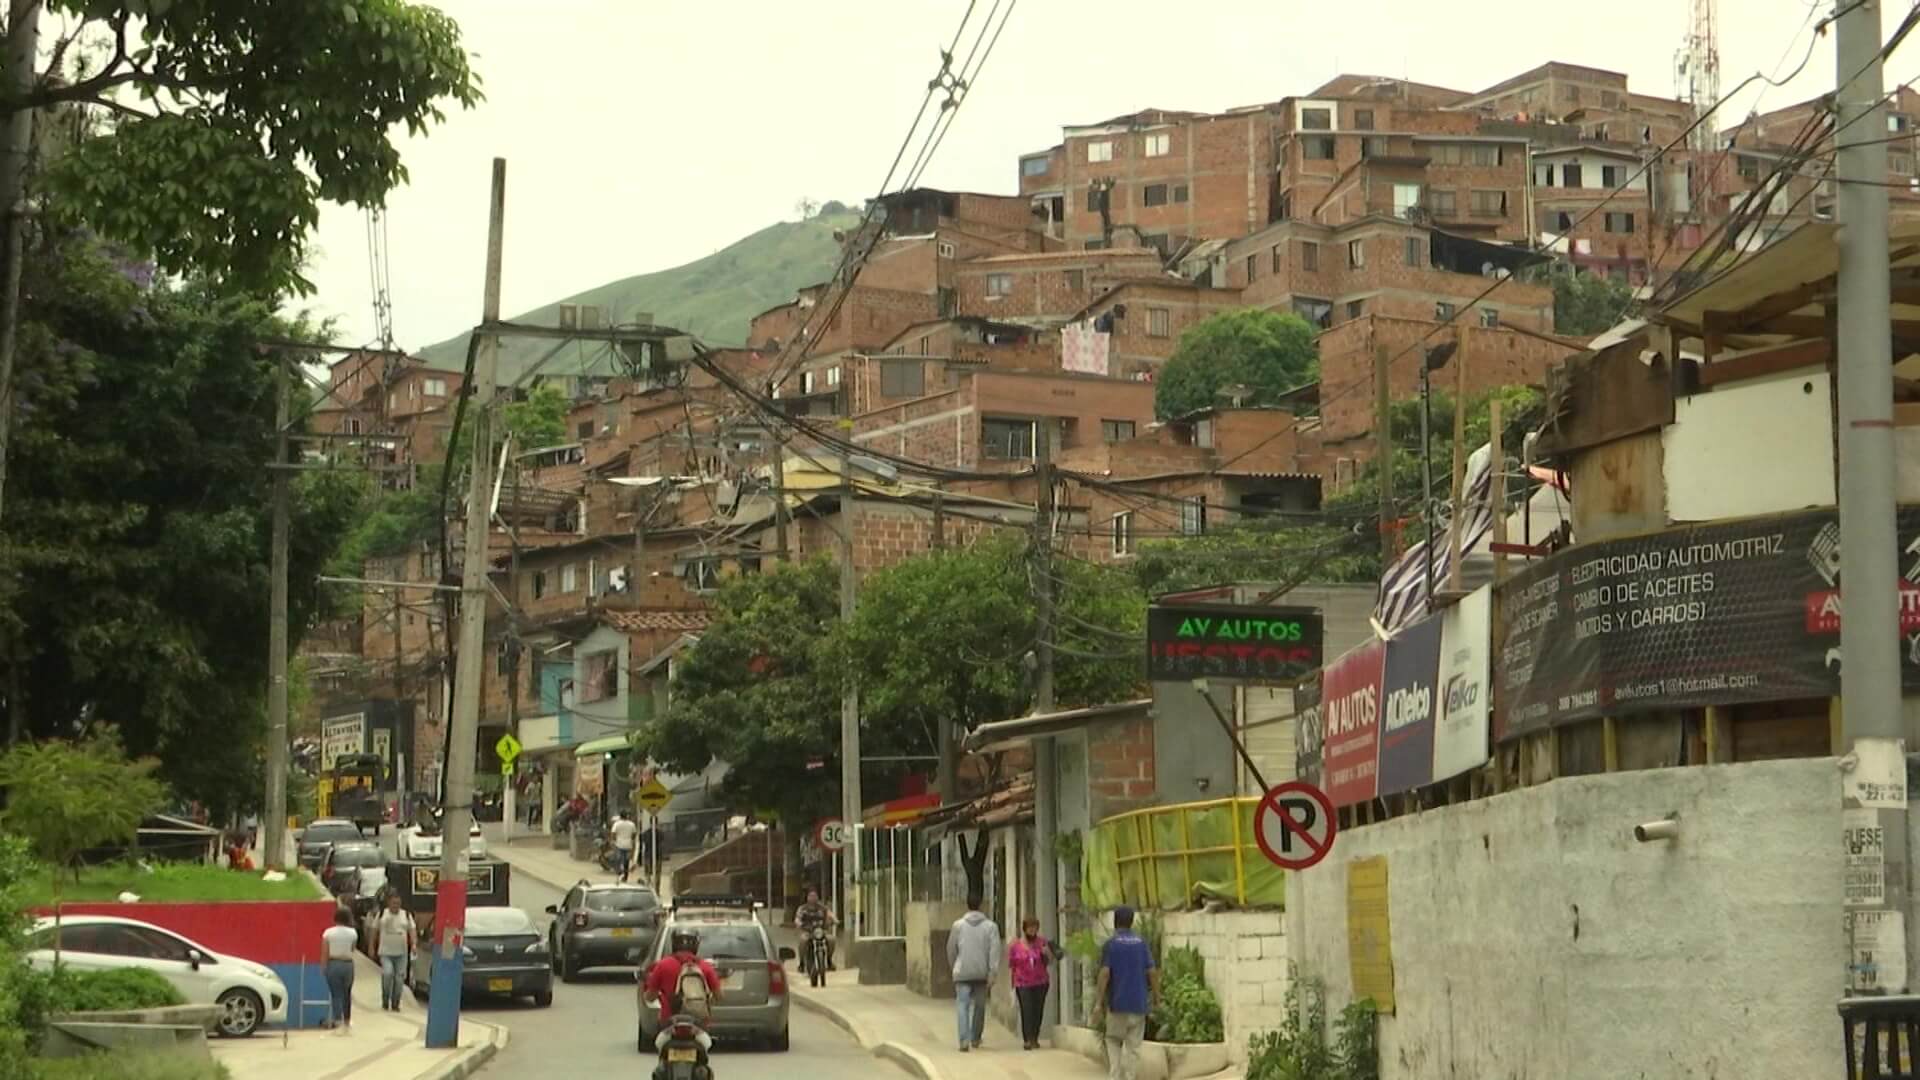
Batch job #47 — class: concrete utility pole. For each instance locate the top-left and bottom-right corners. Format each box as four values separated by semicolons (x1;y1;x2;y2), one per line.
1030;420;1061;1027
263;351;292;870
0;0;40;524
1375;344;1394;565
1834;0;1912;996
426;158;506;1049
837;428;862;938
772;424;790;561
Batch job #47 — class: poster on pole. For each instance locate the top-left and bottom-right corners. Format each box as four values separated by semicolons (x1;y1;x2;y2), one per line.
1321;641;1385;808
321;713;366;772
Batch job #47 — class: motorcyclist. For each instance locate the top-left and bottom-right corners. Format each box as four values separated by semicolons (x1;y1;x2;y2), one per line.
795;888;837;973
643;929;722;1055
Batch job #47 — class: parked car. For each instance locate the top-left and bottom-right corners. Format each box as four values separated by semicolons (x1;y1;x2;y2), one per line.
396;819;486;860
24;915;288;1037
319;841;388;915
545;881;660;981
635;895;791;1052
410;906;550;1007
296;818;365;871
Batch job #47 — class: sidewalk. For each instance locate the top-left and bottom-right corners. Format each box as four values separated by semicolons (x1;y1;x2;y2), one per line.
209;953;504;1080
793;974;1108;1080
485;822;688;900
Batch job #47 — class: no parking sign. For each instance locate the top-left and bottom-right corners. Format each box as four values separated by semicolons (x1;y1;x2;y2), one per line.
1254;781;1337;871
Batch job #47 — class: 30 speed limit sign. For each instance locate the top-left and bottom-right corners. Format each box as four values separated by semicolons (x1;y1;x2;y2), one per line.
815;818;851;852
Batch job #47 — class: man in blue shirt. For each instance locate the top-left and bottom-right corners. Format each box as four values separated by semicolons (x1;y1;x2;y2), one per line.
1094;905;1159;1080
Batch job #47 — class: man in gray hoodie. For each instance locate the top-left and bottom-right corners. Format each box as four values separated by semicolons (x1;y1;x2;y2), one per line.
946;892;1001;1052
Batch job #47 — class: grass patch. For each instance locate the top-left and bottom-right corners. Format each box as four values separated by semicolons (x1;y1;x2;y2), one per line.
21;862;324;907
30;1052;231;1080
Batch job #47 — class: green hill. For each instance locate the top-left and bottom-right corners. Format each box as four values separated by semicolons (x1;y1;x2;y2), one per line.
416;210;858;379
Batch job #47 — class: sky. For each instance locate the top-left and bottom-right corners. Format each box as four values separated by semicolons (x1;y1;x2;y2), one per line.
299;0;1920;352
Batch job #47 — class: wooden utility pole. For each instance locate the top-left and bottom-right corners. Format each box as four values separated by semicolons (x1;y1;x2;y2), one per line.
837;424;861;935
1030;419;1060;1027
1374;344;1394;564
1489;398;1507;583
0;0;40;523
931;482;946;550
772;426;790;561
1445;325;1470;593
426;157;506;1050
262;350;292;870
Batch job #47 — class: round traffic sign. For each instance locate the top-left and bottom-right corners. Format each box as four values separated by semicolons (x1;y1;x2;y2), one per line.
815;818;850;852
1254;781;1337;871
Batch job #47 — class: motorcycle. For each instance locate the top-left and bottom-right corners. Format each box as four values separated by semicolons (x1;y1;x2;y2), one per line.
806;926;830;988
653;1014;713;1080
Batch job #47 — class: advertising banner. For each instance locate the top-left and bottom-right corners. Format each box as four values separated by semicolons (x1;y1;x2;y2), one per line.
1321;640;1386;807
1432;588;1493;781
1146;604;1322;683
1495;507;1920;740
1294;675;1324;788
1375;616;1442;797
321;713;366;772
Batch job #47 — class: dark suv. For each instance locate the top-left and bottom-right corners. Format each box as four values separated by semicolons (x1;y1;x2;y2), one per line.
545;881;661;981
296;819;365;871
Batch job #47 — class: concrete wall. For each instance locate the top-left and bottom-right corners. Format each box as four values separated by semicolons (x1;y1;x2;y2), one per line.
1153;682;1237;807
1160;909;1290;1066
1663;365;1834;522
905;899;966;998
1284;758;1843;1080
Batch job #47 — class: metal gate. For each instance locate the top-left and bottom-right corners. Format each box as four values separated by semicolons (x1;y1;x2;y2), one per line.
850;825;937;940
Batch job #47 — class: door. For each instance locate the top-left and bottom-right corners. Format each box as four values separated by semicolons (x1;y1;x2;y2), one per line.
25;923;118;975
557;886;582;949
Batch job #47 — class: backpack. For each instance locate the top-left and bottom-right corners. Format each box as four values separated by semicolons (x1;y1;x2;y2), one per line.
672;956;712;1022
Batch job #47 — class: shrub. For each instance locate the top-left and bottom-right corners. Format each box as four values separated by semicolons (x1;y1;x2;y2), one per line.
36;968;186;1016
1148;946;1224;1044
1245;972;1378;1080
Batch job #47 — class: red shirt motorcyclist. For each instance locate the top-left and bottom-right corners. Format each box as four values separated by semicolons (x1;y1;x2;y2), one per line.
643;930;722;1052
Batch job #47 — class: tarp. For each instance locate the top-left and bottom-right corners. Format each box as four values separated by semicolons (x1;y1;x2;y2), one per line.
1084;797;1285;912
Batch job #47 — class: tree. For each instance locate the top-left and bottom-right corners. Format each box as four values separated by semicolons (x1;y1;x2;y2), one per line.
0;733;165;960
1154;309;1318;420
1548;264;1634;338
504;383;570;451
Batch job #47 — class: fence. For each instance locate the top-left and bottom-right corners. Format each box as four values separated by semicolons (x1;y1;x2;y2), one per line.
1082;796;1285;911
851;825;938;940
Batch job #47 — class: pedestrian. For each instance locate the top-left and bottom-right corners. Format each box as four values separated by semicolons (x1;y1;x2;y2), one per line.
372;893;416;1011
242;812;260;851
610;810;638;882
321;906;359;1033
1008;914;1061;1050
1094;906;1159;1080
946;892;1000;1052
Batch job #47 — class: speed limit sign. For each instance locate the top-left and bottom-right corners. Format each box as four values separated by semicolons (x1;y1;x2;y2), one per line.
815;818;850;851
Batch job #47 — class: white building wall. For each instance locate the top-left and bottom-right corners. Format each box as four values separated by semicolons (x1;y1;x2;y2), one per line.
1285;758;1844;1080
1662;365;1835;521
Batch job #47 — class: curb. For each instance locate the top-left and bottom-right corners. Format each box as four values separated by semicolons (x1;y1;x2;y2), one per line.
792;991;942;1080
413;1017;510;1080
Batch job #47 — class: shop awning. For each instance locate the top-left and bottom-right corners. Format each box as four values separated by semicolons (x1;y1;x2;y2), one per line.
573;734;635;758
963;699;1153;754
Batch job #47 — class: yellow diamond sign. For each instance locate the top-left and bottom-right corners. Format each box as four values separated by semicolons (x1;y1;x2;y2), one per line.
494;732;522;765
635;777;672;814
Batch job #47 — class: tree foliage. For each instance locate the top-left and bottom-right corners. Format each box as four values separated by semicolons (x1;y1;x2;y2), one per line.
27;0;480;294
1154;309;1318;420
504;383;570;451
1548;264;1634;338
0;733;165;888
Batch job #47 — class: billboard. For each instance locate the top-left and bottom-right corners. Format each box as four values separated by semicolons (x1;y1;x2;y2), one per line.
321;713;366;772
1321;640;1386;807
1146;604;1322;683
1375;616;1442;797
1432;588;1492;781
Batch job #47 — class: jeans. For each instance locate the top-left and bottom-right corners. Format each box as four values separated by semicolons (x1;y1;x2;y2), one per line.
955;980;988;1048
1015;983;1048;1045
379;954;406;1008
325;959;355;1026
1104;1011;1146;1080
613;847;631;879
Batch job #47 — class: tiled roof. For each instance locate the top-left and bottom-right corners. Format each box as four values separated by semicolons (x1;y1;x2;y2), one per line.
600;610;713;633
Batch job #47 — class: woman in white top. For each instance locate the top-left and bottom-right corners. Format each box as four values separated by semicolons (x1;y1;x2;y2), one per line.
321;906;359;1032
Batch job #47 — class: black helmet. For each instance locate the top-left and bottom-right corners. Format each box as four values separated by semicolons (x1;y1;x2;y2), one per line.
671;929;700;955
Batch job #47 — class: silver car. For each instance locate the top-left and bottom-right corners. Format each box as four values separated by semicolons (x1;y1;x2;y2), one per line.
636;899;793;1052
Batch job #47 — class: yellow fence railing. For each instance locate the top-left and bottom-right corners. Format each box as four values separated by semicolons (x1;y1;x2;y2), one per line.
1082;796;1285;912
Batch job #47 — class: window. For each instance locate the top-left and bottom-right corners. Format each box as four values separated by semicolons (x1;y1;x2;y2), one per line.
1087;140;1114;163
1065;268;1085;291
1084;238;1110;251
1292;297;1333;329
1270;244;1283;273
1143;132;1170;157
1353;108;1375;131
1085;187;1103;212
938;240;956;258
1147;308;1171;338
1392;182;1422;218
1300;241;1319;271
800;370;815;394
1892;114;1912;133
1535;164;1554;187
1303;136;1336;160
1021;155;1051;177
1479;307;1500;329
1172;184;1189;203
1300;107;1332;131
345;418;362;435
985;273;1013;298
1428;189;1457;217
1112;512;1135;556
1561;164;1583;187
424;378;447;397
1347;239;1365;268
497;639;513;677
684;559;719;591
1428;143;1502;166
827;366;841;386
1604;211;1635;234
531;570;547;600
1404;237;1423;267
577;420;594;440
1361;136;1389;159
1435;301;1456;320
1101;419;1136;443
880;361;924;398
1143;183;1170;207
982;418;1035;460
561;564;579;593
1347;300;1365;320
1563;84;1580;104
1738;156;1762;181
1600;164;1625;187
1469;190;1507;218
388;392;397;413
1180;496;1208;536
1246;254;1259;282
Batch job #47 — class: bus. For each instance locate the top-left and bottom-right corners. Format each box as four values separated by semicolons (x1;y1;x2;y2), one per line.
318;752;385;831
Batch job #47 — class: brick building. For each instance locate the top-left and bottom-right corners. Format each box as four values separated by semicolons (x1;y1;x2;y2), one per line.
850;369;1158;471
953;248;1164;320
1069;279;1247;376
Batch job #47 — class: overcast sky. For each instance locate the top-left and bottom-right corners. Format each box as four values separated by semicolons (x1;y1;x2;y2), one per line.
299;0;1920;350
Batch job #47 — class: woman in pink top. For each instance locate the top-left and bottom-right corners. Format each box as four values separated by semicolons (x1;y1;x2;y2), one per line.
1007;915;1062;1050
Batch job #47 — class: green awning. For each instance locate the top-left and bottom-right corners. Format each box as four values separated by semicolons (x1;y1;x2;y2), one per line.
573;734;636;758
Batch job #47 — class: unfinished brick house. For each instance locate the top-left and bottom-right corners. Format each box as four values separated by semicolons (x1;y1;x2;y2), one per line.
1068;279;1247;378
953;247;1164;320
850;368;1157;473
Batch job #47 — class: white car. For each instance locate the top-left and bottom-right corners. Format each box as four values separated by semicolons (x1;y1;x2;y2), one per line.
397;820;486;860
26;915;288;1037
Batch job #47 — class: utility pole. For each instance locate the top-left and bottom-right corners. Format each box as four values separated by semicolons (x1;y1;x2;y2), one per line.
1375;344;1394;565
1835;0;1911;996
426;158;506;1049
0;0;40;523
1030;421;1060;1027
772;424;790;561
263;350;292;870
1445;325;1470;594
837;425;862;940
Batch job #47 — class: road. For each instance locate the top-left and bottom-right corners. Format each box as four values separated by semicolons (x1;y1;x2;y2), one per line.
378;825;881;1078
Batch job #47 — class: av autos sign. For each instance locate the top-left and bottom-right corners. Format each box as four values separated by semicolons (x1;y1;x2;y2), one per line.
1145;604;1323;684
